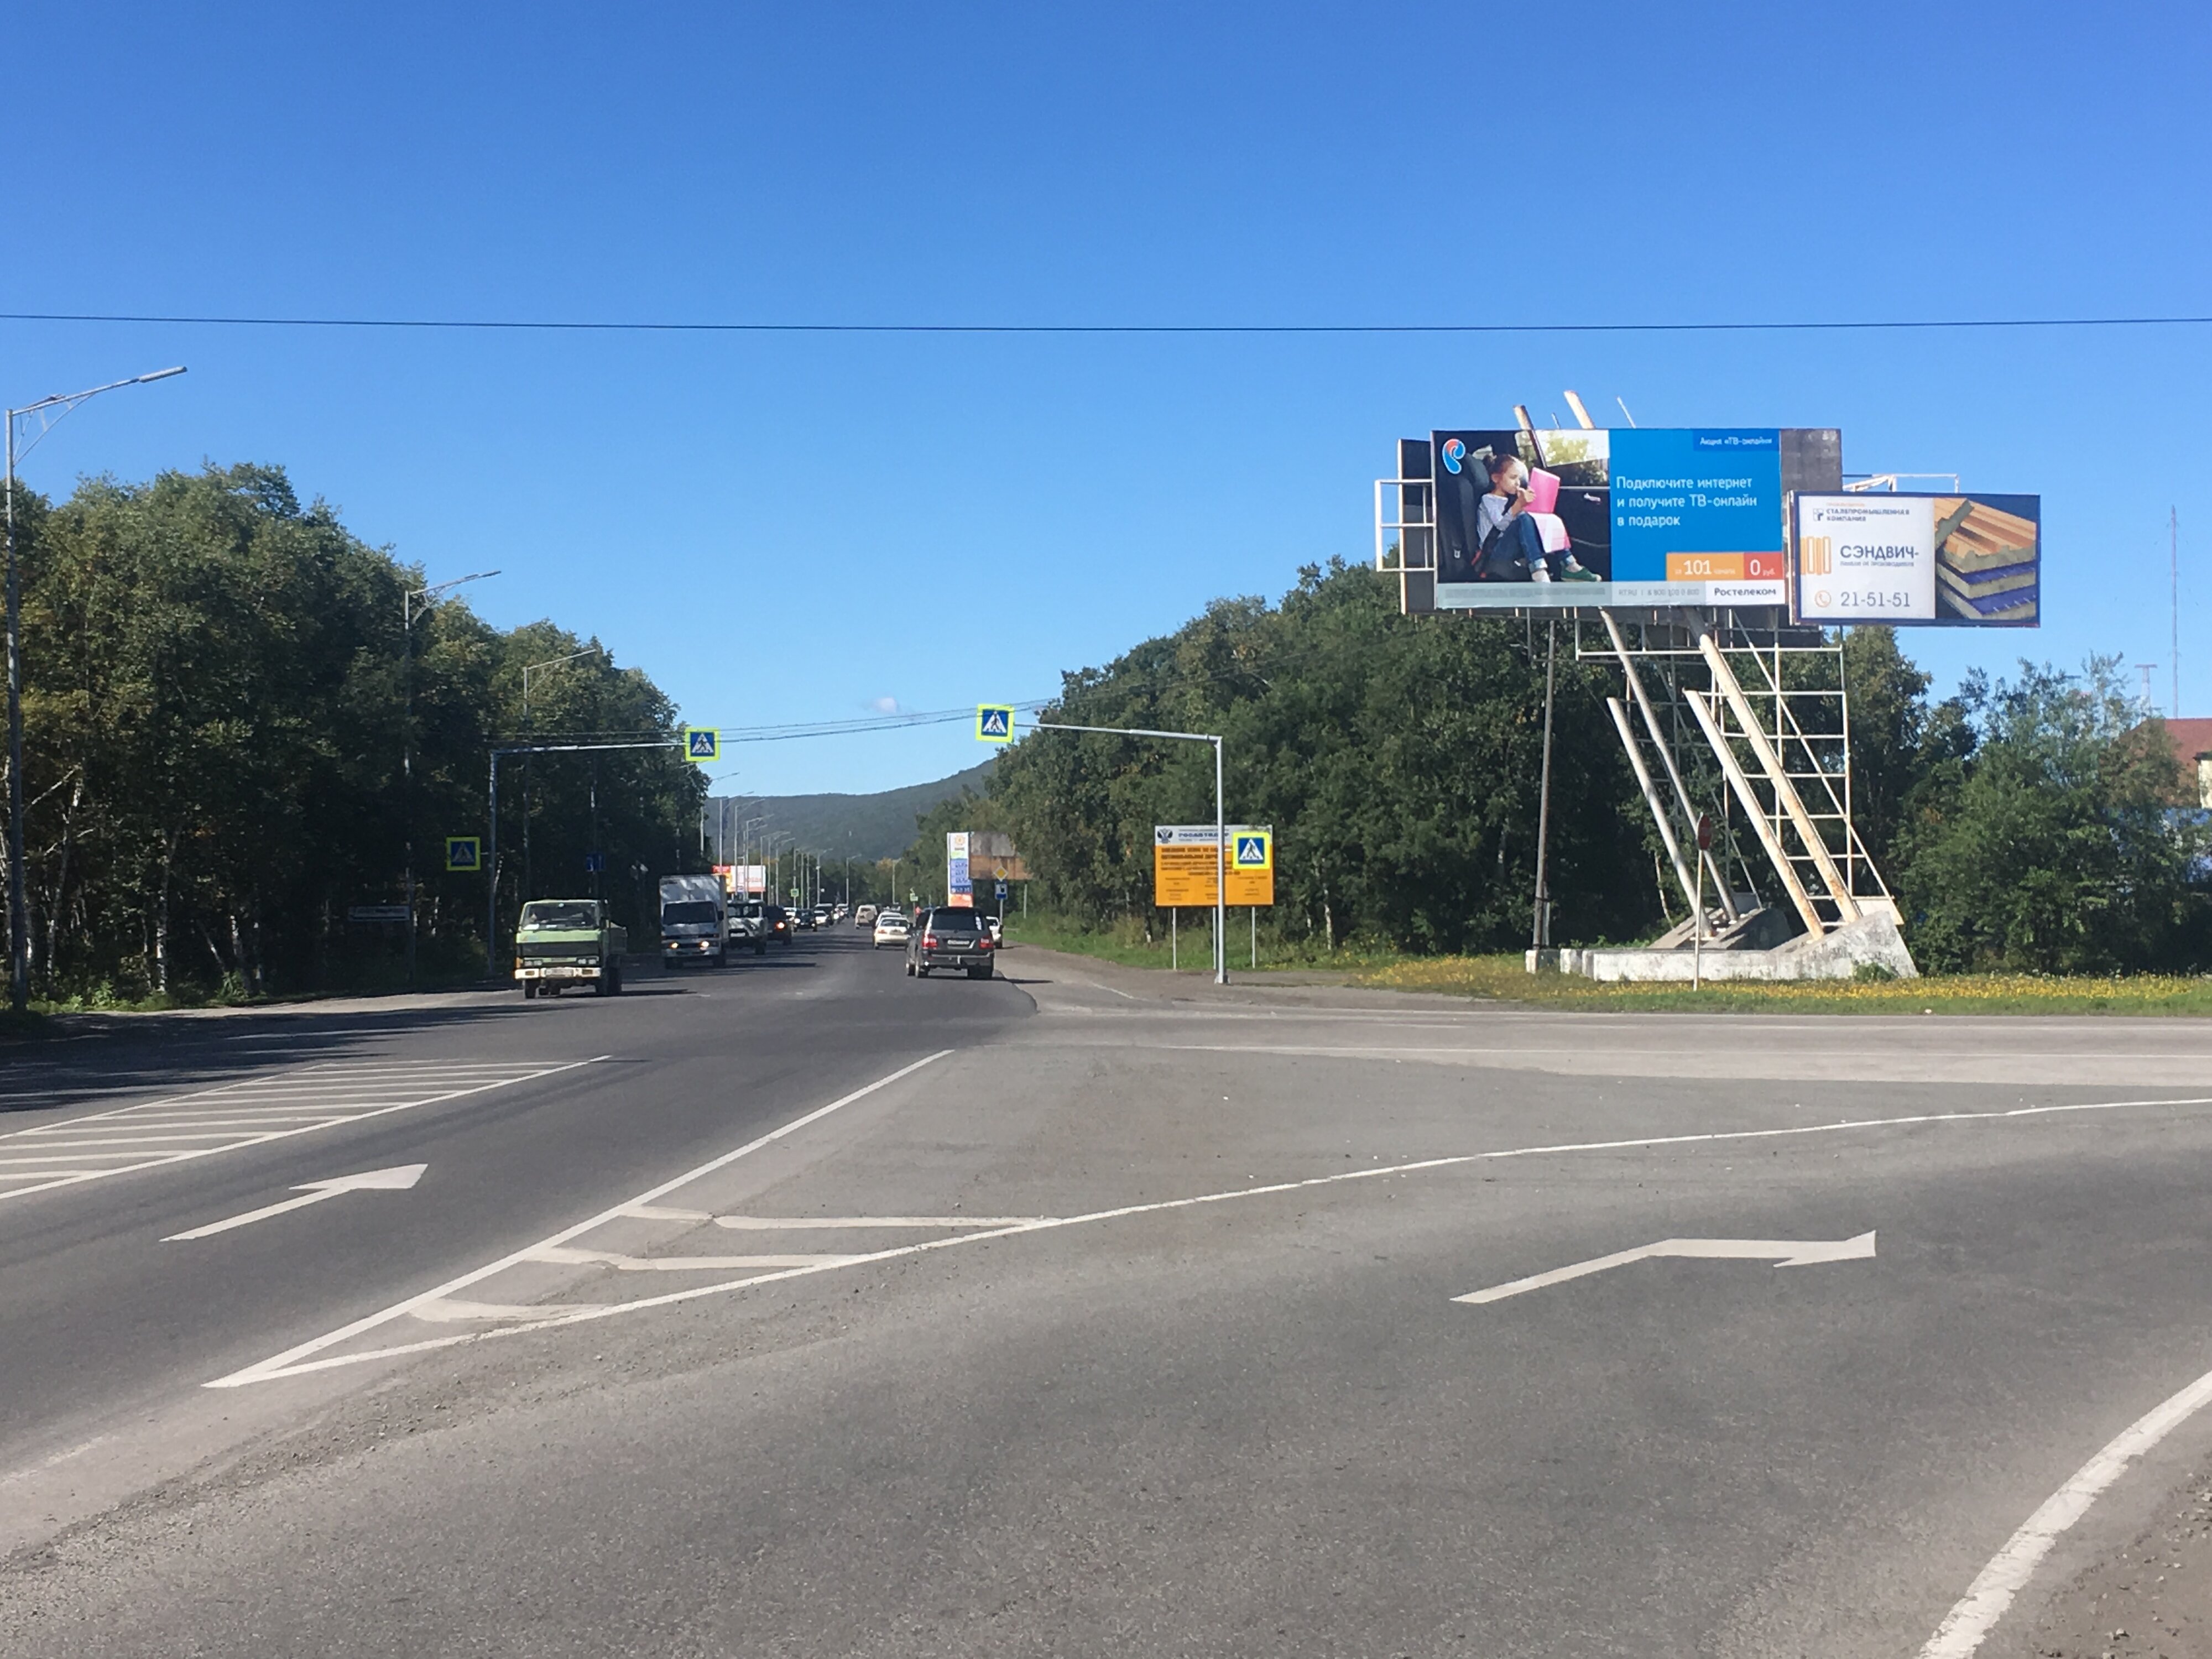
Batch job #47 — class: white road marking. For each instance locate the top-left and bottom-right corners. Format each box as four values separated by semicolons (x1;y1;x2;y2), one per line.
207;1050;954;1387
710;1214;1052;1229
0;1058;603;1203
163;1164;428;1241
529;1246;862;1272
212;1088;2212;1387
1453;1232;1875;1305
1918;1362;2212;1657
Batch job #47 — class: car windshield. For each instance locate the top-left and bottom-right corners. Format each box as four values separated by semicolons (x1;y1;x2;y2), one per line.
738;902;763;917
660;901;717;925
519;902;598;931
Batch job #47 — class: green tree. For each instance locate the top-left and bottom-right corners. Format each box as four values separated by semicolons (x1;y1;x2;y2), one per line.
1895;659;2210;973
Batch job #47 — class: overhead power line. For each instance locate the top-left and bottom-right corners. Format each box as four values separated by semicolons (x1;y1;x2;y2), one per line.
2;310;2210;337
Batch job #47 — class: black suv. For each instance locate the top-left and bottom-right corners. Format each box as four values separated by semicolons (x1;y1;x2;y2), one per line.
905;906;997;980
764;904;794;945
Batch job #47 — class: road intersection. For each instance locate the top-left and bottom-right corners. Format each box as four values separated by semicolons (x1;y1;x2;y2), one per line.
2;933;2209;1656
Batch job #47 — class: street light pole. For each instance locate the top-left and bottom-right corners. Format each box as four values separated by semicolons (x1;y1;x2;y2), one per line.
519;645;603;906
6;366;186;1014
1030;720;1229;984
403;569;498;988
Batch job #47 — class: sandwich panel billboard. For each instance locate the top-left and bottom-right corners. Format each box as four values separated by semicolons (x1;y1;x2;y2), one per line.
1792;493;2039;626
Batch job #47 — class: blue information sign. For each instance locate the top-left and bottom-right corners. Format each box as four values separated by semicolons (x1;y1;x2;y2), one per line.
1608;429;1784;582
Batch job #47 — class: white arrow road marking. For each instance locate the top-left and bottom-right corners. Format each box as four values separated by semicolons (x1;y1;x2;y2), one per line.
163;1164;428;1241
1454;1231;1876;1305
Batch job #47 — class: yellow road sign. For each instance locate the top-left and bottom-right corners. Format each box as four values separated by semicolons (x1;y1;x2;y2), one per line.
975;705;1015;743
1151;826;1273;907
445;836;481;872
683;727;721;763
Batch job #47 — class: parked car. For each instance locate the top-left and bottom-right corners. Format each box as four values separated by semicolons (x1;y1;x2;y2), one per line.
905;906;997;980
855;905;878;927
871;910;910;949
765;904;794;944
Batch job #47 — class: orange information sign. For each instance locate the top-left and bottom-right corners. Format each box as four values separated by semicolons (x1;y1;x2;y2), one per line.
1152;826;1274;906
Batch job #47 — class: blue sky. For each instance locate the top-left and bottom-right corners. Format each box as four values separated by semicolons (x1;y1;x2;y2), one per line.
7;1;2206;793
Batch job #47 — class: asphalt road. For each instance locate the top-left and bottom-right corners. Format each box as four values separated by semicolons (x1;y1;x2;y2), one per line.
2;932;2210;1658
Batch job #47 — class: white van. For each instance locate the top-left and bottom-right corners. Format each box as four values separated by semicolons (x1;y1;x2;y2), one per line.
659;874;727;968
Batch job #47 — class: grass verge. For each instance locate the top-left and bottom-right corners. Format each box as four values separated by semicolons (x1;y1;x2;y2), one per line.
1356;956;2212;1015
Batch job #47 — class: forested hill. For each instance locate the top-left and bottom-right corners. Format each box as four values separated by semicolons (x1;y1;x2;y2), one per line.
712;762;992;860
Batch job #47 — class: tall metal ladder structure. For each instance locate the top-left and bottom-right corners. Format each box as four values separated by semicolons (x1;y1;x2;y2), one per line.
1585;612;1896;938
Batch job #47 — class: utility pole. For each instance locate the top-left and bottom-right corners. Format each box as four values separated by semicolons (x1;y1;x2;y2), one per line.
1531;620;1557;952
2174;507;2182;718
402;570;498;989
6;366;186;1013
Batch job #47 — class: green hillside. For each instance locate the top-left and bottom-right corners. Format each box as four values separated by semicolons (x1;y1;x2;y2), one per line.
707;760;995;862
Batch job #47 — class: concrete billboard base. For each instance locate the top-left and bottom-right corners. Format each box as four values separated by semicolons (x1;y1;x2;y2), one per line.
1529;911;1919;983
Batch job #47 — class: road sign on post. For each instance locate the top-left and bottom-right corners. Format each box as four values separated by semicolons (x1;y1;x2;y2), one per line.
445;837;481;872
1154;826;1273;906
684;727;721;763
975;705;1015;743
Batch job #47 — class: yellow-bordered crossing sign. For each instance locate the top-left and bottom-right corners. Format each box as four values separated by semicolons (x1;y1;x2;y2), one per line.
975;705;1015;743
445;836;482;872
683;727;721;763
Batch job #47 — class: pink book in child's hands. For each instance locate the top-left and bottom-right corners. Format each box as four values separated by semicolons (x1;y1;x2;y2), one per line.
1526;468;1562;514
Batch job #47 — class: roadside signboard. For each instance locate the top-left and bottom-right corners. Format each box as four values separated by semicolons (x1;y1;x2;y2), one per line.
975;705;1015;743
1792;492;2039;626
946;831;974;907
583;852;604;873
347;904;411;924
1153;825;1274;906
683;727;721;763
444;836;481;872
731;863;768;895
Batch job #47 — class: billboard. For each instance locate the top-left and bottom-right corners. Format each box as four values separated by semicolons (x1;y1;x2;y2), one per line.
946;831;973;908
721;864;768;896
1153;826;1274;907
1793;493;2040;626
1420;427;1838;611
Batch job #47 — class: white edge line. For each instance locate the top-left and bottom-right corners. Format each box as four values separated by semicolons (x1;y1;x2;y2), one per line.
210;1089;2212;1387
0;1058;608;1205
207;1049;955;1386
1917;1363;2212;1658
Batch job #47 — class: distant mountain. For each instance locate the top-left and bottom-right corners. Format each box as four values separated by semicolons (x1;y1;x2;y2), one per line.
706;760;994;862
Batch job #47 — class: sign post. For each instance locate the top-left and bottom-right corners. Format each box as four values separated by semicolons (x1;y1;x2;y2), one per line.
1008;716;1231;983
1693;812;1713;990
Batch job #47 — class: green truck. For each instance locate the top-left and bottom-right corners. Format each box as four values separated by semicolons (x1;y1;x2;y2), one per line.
513;900;629;998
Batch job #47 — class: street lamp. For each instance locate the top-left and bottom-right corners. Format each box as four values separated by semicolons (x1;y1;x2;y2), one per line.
520;644;603;901
402;568;498;987
6;366;186;1013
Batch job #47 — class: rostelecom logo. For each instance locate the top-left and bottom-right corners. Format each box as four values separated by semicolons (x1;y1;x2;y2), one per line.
1800;534;1834;576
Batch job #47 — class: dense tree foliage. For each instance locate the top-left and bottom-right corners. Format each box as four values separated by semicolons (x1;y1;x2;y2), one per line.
893;567;2209;974
929;561;1656;952
7;463;703;1000
1895;660;2209;973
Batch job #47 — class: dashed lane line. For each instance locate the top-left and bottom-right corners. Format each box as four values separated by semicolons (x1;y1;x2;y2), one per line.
0;1057;608;1203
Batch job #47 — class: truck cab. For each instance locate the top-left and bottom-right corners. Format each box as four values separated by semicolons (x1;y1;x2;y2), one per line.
515;900;628;997
659;874;728;968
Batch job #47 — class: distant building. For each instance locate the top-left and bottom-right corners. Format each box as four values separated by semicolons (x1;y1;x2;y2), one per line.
2159;717;2212;808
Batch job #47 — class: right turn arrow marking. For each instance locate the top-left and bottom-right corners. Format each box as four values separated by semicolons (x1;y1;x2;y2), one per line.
1454;1230;1876;1305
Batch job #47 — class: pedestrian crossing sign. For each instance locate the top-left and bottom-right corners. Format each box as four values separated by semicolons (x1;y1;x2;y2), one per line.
684;727;720;763
975;704;1015;743
445;836;481;872
1233;831;1272;873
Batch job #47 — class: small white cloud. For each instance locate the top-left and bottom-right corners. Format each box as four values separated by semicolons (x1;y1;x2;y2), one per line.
868;696;902;714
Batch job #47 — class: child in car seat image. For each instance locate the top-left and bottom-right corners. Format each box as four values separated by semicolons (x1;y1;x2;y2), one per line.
1478;454;1599;582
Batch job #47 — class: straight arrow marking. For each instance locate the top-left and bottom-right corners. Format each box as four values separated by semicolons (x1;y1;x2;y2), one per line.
163;1164;428;1241
1453;1230;1875;1305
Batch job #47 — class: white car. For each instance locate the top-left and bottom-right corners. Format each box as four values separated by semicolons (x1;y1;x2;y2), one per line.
872;911;911;949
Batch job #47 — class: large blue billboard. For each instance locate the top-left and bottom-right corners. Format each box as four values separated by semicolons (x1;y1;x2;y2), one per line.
1427;426;1799;611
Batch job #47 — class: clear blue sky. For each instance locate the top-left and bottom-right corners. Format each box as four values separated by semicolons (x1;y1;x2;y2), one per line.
8;1;2206;793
